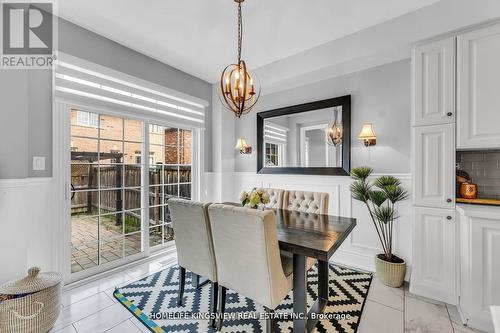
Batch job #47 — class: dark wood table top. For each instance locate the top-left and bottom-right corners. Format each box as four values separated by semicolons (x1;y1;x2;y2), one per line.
222;203;356;261
274;209;356;261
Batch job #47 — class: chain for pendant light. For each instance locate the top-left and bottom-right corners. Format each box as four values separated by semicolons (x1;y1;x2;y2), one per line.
220;0;260;118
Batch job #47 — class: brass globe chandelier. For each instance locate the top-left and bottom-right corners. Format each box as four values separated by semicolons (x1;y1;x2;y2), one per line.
220;0;260;118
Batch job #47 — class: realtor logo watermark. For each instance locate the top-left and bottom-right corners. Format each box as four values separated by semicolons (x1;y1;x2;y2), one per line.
1;0;56;69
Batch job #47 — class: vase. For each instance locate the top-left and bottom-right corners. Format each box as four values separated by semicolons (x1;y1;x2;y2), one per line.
375;254;406;288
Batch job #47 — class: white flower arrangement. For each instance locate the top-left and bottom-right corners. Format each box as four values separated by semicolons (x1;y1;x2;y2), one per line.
239;188;270;209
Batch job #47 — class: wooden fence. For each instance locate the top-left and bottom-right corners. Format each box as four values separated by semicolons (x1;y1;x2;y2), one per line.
71;165;191;226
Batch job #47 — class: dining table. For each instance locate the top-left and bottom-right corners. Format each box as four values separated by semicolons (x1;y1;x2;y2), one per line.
224;204;357;333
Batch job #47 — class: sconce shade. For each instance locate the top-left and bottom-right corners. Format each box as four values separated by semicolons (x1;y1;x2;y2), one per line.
235;137;248;150
235;137;252;154
358;123;376;139
358;123;377;147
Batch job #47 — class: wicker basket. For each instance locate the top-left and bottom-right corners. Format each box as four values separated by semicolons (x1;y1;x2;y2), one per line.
0;267;62;333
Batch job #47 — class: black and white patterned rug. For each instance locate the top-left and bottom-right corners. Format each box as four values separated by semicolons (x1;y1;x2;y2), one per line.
114;264;372;333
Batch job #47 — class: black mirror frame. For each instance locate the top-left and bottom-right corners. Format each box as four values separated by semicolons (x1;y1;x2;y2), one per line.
257;95;351;176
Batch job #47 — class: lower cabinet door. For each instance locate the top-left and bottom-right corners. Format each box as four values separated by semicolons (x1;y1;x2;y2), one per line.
460;213;500;332
410;206;457;304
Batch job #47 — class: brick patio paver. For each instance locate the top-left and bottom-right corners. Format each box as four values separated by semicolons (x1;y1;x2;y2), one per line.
71;215;141;273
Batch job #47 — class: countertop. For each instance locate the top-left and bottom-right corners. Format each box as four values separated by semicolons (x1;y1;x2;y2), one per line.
457;203;500;219
456;197;500;206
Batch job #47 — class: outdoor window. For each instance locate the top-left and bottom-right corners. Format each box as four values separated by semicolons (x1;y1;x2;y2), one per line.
148;125;192;247
149;124;162;134
76;110;99;127
265;142;282;167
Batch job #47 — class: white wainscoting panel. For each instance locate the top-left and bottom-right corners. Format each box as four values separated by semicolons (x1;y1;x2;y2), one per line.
0;177;55;284
26;178;55;272
228;172;412;276
0;179;29;284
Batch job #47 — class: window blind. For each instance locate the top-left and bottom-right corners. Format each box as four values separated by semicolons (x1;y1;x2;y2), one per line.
54;53;208;128
264;122;288;144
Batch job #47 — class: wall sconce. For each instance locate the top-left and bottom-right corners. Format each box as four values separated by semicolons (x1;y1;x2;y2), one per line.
358;123;377;147
235;137;252;154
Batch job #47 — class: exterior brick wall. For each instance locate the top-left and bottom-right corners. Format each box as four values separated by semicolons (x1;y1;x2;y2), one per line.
70;109;192;165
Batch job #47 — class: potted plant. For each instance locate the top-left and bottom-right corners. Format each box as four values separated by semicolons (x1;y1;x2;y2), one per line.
350;167;409;287
239;188;270;209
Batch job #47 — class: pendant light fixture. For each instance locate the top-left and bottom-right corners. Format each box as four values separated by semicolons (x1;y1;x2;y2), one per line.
220;0;260;118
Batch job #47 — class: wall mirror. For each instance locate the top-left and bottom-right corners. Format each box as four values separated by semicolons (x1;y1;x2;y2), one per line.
257;95;351;175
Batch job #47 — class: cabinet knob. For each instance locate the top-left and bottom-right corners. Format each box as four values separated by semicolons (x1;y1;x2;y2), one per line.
446;198;453;203
447;112;453;117
446;216;453;220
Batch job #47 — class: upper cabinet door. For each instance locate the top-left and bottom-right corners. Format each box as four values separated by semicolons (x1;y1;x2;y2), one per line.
413;38;455;126
458;23;500;148
413;124;455;209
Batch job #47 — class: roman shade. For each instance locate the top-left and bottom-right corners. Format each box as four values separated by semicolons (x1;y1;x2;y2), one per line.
54;53;208;129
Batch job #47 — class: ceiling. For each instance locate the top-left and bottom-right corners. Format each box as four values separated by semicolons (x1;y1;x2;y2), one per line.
59;0;440;83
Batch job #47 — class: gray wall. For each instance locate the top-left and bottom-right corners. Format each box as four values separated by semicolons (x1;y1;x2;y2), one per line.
0;18;213;179
0;71;29;178
234;59;411;174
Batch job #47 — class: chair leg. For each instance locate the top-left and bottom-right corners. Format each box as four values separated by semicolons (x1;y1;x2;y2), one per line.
210;282;218;328
192;272;200;289
216;286;227;331
177;266;186;306
265;307;276;333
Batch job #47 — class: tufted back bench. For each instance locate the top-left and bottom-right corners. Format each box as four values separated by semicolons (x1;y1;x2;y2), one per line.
257;188;285;209
282;190;329;215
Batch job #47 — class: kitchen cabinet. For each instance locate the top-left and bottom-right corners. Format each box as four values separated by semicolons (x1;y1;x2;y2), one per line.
411;37;457;305
413;124;455;209
458;204;500;333
412;38;455;126
457;23;500;148
410;207;457;304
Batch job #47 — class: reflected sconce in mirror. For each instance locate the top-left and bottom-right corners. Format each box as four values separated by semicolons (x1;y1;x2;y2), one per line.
358;123;377;147
235;137;252;154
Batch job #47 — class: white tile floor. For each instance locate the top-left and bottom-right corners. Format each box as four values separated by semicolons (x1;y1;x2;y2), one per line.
50;257;484;333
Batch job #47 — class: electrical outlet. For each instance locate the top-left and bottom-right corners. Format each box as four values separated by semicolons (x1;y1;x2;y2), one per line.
33;156;45;171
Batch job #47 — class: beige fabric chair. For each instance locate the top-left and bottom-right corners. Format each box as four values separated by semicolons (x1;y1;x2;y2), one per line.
257;188;284;209
283;190;329;214
168;198;218;327
208;204;293;332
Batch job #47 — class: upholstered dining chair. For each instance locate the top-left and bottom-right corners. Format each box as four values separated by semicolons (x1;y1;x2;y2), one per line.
257;188;284;209
282;190;329;215
168;198;218;327
208;204;294;332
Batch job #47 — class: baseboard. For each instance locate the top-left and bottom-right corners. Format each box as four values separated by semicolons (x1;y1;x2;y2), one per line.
331;250;375;273
409;281;459;305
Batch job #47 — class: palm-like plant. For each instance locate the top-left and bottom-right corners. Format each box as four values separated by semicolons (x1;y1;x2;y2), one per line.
350;167;409;261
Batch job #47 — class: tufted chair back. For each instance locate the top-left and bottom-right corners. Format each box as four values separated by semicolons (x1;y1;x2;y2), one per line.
283;190;329;215
208;204;292;310
257;188;284;209
169;198;217;282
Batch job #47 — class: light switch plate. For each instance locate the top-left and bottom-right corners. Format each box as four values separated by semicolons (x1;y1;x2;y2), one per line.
33;156;46;171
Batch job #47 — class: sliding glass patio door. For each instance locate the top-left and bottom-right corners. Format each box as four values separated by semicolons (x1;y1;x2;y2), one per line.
69;108;193;276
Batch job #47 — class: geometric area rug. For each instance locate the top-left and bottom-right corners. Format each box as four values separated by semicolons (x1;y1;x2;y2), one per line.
114;264;372;333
